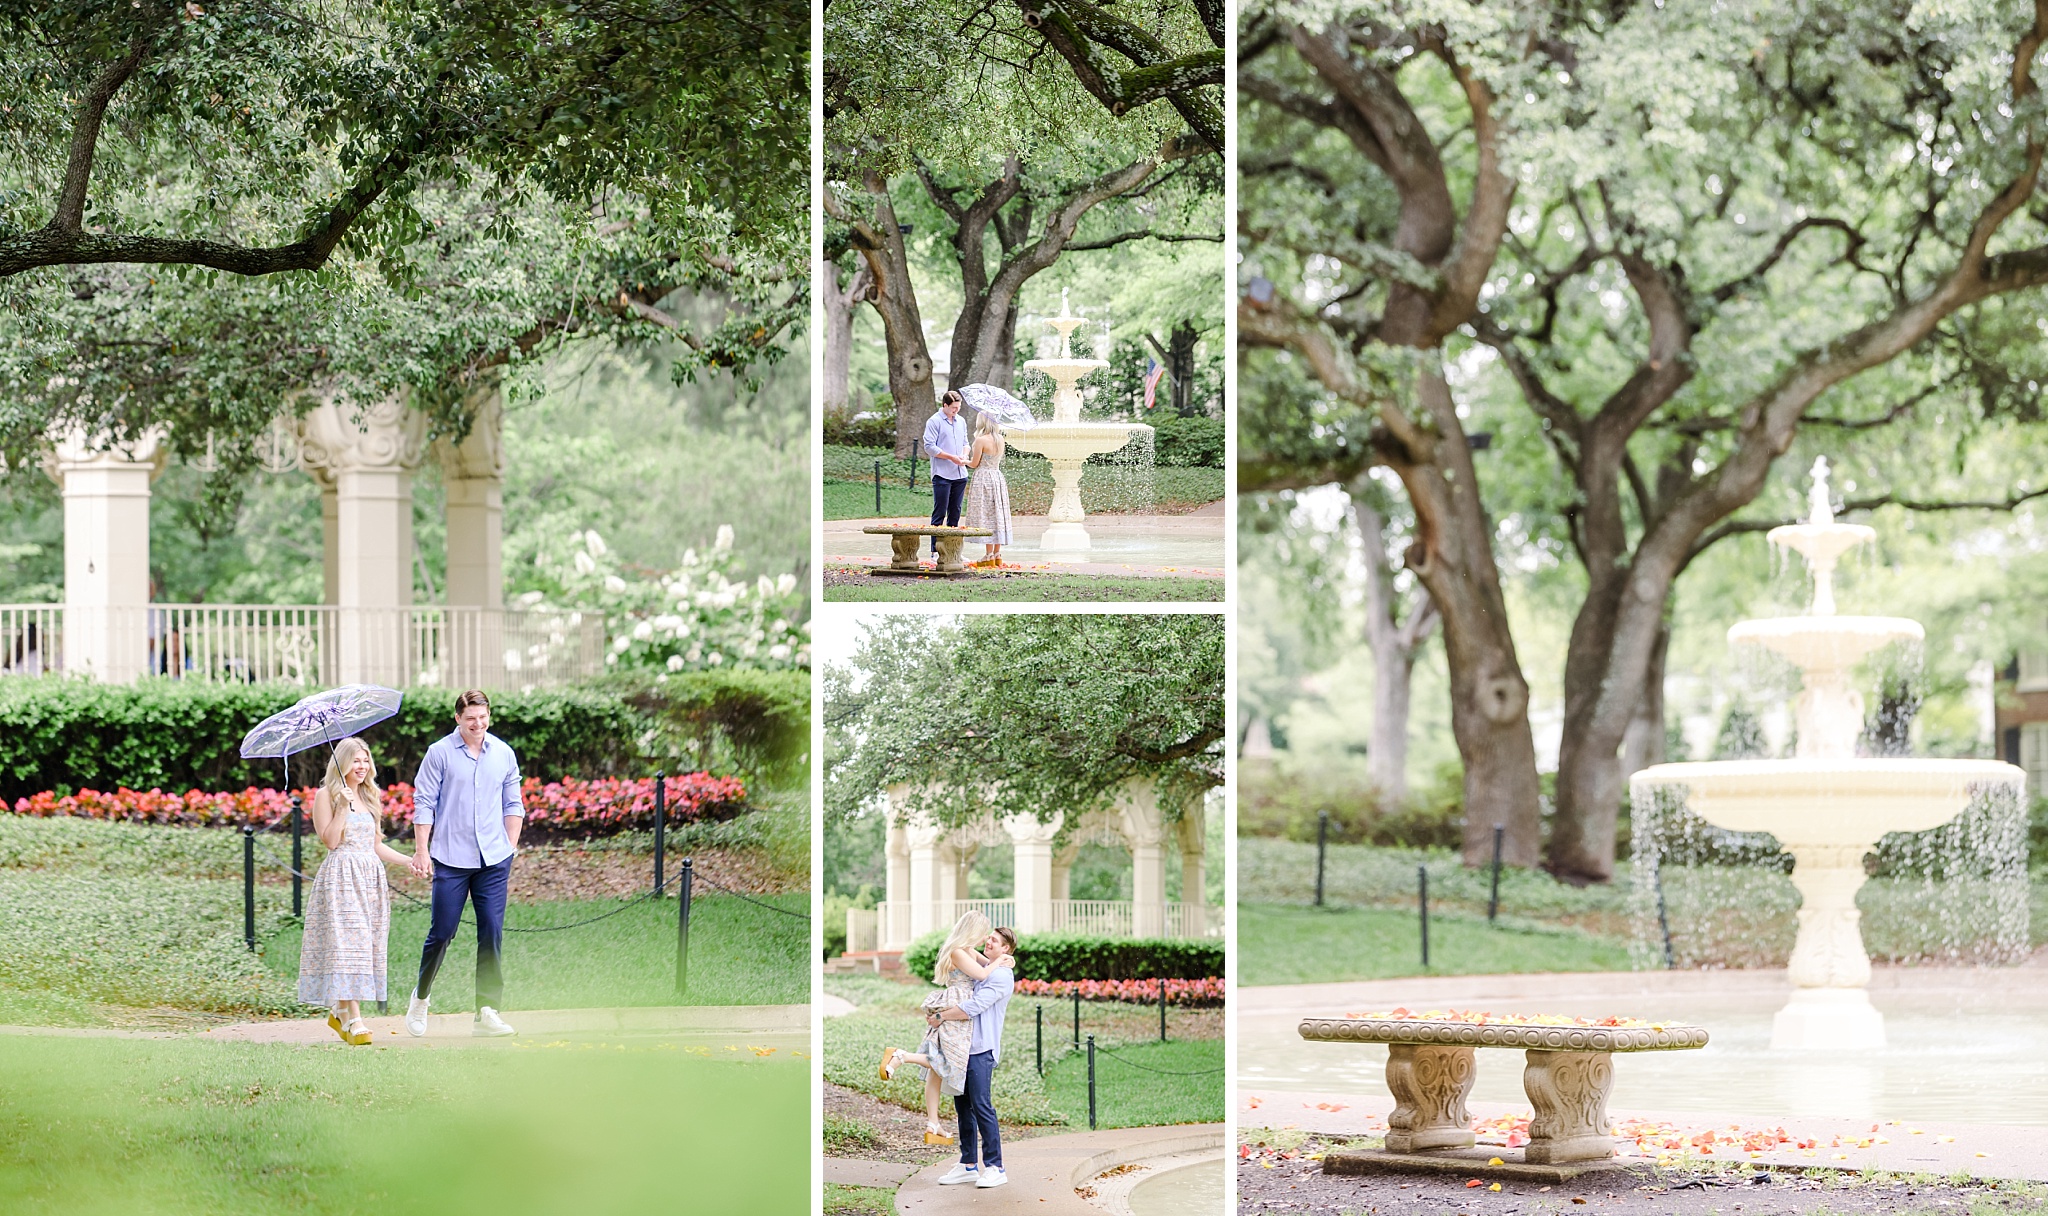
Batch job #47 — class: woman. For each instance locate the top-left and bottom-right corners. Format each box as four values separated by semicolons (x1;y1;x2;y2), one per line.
961;410;1013;566
877;911;1013;1144
299;737;417;1045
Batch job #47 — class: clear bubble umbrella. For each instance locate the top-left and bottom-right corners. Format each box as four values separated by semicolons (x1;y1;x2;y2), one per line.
957;383;1039;431
240;684;404;762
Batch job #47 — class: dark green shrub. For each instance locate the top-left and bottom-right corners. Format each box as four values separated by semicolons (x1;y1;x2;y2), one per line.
1151;415;1225;468
823;410;896;448
0;674;808;799
902;931;1222;982
1236;758;1463;849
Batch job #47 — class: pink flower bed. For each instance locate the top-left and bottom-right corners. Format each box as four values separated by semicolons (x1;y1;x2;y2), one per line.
9;773;747;838
1013;977;1224;1008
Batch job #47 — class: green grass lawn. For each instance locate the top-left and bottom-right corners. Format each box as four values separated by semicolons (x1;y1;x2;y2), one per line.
823;973;1223;1129
1238;902;1635;986
0;1032;806;1215
1040;1038;1222;1129
824;1183;897;1215
823;569;1222;602
0;816;806;1024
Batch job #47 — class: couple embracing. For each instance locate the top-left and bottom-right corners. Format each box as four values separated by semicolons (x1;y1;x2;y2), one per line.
879;911;1018;1189
296;688;523;1043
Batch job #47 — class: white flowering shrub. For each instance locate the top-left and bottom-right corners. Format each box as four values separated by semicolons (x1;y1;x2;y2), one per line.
519;526;809;672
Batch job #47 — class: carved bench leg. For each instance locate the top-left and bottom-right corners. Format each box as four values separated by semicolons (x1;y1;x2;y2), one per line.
935;534;966;572
1522;1050;1615;1163
888;534;921;570
1383;1043;1476;1152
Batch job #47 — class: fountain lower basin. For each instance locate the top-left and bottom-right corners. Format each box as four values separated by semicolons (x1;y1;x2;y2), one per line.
1004;421;1153;551
1634;758;2024;1051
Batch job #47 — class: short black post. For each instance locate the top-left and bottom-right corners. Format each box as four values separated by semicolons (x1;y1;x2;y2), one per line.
1086;1034;1097;1130
1314;810;1329;907
242;825;256;951
1654;863;1676;969
675;857;694;994
290;794;304;919
1487;824;1504;923
1159;976;1167;1042
1418;863;1430;969
652;770;667;898
873;458;883;514
1073;988;1080;1049
1036;1003;1044;1074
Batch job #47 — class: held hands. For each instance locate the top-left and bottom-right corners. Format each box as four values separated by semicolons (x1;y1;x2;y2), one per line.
408;850;432;879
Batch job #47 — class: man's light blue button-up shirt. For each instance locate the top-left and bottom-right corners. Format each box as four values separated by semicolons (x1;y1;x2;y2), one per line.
412;729;525;868
957;966;1014;1061
922;411;968;481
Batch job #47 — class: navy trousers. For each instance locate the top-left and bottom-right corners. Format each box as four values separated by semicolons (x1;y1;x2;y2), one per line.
416;855;512;1009
955;1050;1001;1170
931;475;967;552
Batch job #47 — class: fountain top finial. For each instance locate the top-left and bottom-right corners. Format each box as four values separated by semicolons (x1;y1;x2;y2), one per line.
1807;456;1834;526
1060;287;1071;318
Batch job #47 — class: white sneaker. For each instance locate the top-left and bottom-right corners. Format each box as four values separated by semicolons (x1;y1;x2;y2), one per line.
473;1006;516;1037
974;1167;1008;1189
936;1164;979;1185
405;990;430;1037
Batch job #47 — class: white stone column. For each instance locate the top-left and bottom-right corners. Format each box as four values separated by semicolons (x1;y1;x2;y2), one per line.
906;820;944;943
880;790;913;949
1119;781;1168;938
438;382;505;610
48;429;166;683
1005;812;1063;935
1176;801;1207;936
1051;843;1077;905
298;396;427;686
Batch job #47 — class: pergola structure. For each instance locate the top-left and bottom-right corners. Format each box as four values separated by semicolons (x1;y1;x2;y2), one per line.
846;778;1222;957
1;390;601;688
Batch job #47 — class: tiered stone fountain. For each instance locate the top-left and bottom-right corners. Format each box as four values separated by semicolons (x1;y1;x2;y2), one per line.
1633;458;2025;1051
1005;292;1152;554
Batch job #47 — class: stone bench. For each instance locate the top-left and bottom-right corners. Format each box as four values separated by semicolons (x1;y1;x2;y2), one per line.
862;525;994;576
1297;1015;1710;1164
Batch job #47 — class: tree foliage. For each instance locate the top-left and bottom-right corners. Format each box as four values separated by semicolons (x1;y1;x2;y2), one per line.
824;614;1224;827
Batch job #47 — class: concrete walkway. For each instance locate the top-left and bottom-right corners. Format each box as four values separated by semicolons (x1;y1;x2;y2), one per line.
201;1003;809;1049
894;1124;1223;1215
825;1158;921;1188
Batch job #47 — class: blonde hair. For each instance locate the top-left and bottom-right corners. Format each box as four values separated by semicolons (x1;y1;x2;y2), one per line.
322;736;383;818
974;411;1003;445
933;909;994;985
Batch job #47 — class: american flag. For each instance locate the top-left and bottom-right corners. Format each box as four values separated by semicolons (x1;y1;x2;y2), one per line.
1142;358;1166;410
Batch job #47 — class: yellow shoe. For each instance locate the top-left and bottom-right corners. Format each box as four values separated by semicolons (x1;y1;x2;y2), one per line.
327;1013;349;1044
879;1047;900;1081
343;1018;373;1046
925;1127;955;1146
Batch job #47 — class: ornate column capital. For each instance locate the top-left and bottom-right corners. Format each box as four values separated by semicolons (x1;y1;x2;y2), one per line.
1002;811;1064;846
45;426;169;482
296;393;429;478
436;378;505;482
1115;780;1167;848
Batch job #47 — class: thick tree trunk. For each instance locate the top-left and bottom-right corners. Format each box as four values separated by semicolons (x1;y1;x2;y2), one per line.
819;258;870;416
828;174;938;458
1168;321;1199;416
1620;616;1671;777
1395;369;1543;867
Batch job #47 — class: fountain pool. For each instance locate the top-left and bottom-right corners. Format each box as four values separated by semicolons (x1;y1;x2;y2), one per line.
1239;969;2048;1126
1124;1157;1224;1215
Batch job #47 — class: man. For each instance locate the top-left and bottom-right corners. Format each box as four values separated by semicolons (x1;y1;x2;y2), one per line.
921;389;969;558
933;925;1017;1190
404;688;524;1038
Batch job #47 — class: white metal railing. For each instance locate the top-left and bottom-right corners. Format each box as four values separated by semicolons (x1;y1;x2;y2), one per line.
0;604;605;689
0;605;60;675
873;898;1225;948
846;908;879;954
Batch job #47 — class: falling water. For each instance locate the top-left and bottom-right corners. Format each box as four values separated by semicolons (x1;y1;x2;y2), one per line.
1629;781;2031;972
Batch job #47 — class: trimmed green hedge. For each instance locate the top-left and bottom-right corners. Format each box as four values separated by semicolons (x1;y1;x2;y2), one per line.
903;930;1223;982
0;671;811;799
1151;416;1224;468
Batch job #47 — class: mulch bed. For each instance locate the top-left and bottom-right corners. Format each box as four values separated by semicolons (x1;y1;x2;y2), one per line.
823;1082;1057;1167
1238;1136;2048;1214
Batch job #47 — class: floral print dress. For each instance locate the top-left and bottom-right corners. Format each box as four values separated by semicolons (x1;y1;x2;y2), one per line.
297;802;389;1006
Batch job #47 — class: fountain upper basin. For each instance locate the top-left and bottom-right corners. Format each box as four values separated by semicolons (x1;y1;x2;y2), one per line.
1005;420;1151;460
1728;616;1923;669
1633;758;2024;847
